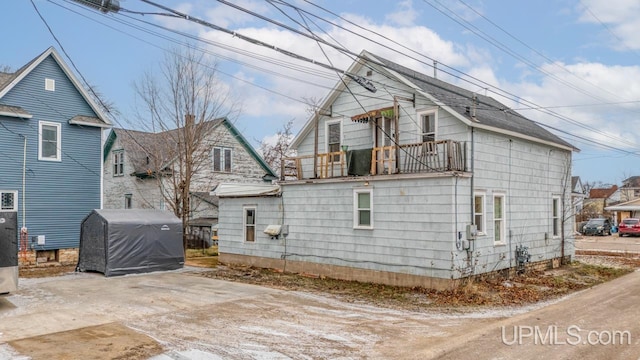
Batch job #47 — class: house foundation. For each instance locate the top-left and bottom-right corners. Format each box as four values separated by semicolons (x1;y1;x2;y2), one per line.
220;253;572;290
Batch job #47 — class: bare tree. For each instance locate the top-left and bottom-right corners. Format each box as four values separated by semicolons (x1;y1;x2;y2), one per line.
259;119;296;178
134;46;239;251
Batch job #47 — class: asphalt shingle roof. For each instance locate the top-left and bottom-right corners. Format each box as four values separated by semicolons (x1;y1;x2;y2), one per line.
372;52;576;150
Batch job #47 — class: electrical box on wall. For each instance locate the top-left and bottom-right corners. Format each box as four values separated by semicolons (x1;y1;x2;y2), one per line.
466;224;478;240
37;235;45;245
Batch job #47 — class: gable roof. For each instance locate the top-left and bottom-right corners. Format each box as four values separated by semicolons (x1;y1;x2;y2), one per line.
292;50;576;152
589;185;618;199
622;176;640;188
104;118;275;177
0;47;111;127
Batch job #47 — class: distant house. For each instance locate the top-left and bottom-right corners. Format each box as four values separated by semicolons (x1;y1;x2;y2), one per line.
215;51;577;289
571;176;586;231
619;176;640;203
0;47;111;263
103;118;275;245
583;185;618;220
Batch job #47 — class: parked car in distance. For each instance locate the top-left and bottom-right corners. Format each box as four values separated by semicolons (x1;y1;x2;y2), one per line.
618;218;640;237
582;218;612;236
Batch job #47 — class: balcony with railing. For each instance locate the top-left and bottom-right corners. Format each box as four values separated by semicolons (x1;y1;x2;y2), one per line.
281;140;466;180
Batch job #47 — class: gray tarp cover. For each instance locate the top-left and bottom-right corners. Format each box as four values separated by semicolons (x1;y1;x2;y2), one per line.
77;209;184;277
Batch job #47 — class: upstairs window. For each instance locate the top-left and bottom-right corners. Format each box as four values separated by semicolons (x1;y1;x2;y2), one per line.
113;150;124;176
39;121;61;161
0;191;17;212
326;120;342;162
213;147;232;172
45;78;55;91
418;110;436;143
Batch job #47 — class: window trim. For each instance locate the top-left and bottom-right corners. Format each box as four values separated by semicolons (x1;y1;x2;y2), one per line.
353;188;373;229
417;108;438;143
325;118;342;161
243;206;257;242
45;78;55;91
493;193;506;245
212;146;233;172
38;120;61;162
552;195;561;238
0;190;18;212
113;150;124;177
473;192;486;236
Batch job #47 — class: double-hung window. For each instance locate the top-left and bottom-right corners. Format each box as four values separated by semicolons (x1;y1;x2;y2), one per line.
39;121;61;161
552;196;561;237
0;191;17;212
113;150;124;176
473;193;486;235
354;188;373;229
326;120;341;162
244;206;256;242
213;147;232;172
494;194;505;244
418;110;436;143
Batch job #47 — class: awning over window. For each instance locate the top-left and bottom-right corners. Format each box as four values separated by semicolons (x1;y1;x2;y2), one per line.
212;183;281;198
350;106;394;123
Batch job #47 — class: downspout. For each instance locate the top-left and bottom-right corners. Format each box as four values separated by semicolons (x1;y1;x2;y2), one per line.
22;135;27;229
313;110;319;179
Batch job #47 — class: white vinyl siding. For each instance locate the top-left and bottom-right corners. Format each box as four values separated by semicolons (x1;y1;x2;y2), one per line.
39;121;61;161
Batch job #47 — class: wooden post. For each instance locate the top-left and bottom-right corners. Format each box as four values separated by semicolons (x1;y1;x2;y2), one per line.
394;98;400;173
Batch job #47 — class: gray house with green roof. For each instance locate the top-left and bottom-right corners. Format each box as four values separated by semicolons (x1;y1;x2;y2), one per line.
216;51;578;289
103;118;275;243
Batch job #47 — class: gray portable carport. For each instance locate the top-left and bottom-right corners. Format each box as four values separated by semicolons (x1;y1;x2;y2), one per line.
77;209;184;277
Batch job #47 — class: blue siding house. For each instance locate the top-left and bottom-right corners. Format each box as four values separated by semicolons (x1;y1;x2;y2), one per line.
0;47;111;261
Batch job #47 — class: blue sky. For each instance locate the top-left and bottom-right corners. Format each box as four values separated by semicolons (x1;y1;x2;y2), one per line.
3;0;640;186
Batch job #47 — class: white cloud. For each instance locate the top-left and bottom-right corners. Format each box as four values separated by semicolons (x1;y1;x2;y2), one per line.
386;0;419;27
577;0;640;50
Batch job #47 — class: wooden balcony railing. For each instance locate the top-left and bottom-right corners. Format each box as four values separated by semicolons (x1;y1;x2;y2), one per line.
281;140;465;180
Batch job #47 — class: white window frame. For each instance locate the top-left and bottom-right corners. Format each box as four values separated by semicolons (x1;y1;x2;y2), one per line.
0;191;18;212
473;192;486;235
38;121;61;161
417;108;438;143
325;118;342;162
493;193;506;245
243;206;257;242
45;78;55;91
552;195;561;238
113;150;124;177
353;188;373;229
213;147;233;172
